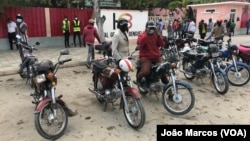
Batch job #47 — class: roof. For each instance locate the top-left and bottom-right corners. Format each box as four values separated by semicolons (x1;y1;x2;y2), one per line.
188;1;250;7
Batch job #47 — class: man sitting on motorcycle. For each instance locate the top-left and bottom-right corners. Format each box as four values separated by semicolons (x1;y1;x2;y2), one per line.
206;18;227;41
136;20;169;85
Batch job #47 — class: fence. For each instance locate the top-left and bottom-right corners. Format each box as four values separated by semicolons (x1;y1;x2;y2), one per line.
0;7;93;38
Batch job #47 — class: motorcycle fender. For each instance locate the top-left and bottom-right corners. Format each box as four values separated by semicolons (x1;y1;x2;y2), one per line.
34;97;66;112
214;67;226;75
163;80;192;91
125;87;141;99
225;62;249;72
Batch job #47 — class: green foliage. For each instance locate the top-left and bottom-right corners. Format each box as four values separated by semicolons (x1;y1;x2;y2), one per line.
120;0;158;10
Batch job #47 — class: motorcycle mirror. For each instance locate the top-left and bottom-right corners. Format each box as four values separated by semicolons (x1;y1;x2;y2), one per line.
16;34;21;39
60;49;70;55
35;42;40;46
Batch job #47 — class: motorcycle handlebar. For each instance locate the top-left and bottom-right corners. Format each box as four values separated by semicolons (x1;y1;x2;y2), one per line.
59;58;72;65
17;41;38;51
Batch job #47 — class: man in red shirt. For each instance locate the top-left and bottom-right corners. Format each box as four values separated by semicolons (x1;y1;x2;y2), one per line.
136;20;168;85
83;19;102;68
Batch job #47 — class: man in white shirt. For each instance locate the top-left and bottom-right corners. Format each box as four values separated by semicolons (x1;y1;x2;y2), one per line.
187;19;196;36
7;17;17;50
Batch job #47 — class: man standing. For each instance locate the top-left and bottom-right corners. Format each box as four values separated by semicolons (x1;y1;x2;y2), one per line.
246;19;250;35
16;13;28;43
198;19;207;39
7;17;17;50
72;15;82;47
62;16;70;48
206;18;213;39
83;19;101;68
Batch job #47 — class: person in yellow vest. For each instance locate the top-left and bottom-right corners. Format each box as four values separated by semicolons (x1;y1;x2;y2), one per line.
62;16;70;48
72;15;82;47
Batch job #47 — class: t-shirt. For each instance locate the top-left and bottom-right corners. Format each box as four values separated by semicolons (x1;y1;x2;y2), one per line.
7;21;17;33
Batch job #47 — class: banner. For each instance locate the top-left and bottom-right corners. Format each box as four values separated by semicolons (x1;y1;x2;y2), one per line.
157;125;250;140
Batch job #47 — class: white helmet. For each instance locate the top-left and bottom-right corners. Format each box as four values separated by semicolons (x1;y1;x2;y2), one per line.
119;58;133;72
180;46;191;53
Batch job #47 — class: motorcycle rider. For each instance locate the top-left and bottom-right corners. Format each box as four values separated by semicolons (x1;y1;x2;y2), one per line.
206;18;227;41
136;20;169;85
112;18;129;60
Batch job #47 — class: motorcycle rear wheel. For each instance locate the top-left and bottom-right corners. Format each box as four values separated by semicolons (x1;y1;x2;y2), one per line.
162;83;195;115
19;67;27;79
34;102;68;140
212;72;229;94
226;64;250;86
123;95;145;130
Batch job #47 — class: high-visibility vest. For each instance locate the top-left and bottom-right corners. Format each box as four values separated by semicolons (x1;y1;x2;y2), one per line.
62;20;70;33
73;20;81;32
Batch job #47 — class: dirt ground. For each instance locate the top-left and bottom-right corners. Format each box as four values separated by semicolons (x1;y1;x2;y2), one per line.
0;65;249;141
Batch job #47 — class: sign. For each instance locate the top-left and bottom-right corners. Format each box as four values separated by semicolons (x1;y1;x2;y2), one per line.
85;0;121;8
99;9;148;40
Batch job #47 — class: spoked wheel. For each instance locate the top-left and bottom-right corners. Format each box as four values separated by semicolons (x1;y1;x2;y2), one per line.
34;102;68;140
212;72;229;94
19;67;27;79
182;61;195;80
226;65;250;86
162;83;195;115
123;95;145;130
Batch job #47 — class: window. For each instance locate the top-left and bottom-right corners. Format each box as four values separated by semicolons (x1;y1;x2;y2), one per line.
206;9;215;13
230;9;236;22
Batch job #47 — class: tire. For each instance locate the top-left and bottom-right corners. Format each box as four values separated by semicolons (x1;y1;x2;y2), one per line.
162;83;195;115
34;102;68;140
212;72;229;94
123;95;145;130
182;61;195;80
19;67;27;79
226;64;250;86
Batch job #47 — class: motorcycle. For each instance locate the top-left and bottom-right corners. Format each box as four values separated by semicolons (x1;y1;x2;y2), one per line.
237;43;250;65
219;36;250;86
180;42;229;94
31;49;72;140
16;35;40;88
133;46;195;115
88;54;146;130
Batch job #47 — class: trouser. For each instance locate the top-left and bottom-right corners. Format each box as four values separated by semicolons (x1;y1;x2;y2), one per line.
64;31;70;47
137;57;169;84
8;32;18;50
86;43;95;65
73;31;82;47
200;33;206;39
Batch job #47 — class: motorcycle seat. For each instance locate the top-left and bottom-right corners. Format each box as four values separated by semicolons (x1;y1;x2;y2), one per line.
92;60;108;73
186;52;205;59
240;44;250;48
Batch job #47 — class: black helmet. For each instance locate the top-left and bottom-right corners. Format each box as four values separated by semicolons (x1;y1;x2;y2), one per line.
117;18;128;28
146;20;156;28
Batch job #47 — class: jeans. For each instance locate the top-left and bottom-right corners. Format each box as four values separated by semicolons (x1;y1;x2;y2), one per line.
86;43;95;65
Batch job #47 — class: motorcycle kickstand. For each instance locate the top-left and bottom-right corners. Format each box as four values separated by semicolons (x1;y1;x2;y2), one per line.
103;102;115;112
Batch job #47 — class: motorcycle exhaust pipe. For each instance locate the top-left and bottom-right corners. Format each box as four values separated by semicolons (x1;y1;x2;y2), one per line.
88;88;103;97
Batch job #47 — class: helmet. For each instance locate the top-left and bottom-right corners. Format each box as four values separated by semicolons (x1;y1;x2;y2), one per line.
119;58;133;72
146;20;156;28
180;46;191;53
117;18;128;28
217;18;223;23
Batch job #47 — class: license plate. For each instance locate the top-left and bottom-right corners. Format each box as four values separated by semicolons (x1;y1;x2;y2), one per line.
211;52;219;57
36;74;46;83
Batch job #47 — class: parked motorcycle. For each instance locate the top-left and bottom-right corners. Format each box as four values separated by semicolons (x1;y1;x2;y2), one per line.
219;36;250;86
32;49;72;140
237;43;250;65
133;46;195;115
88;55;146;130
16;35;40;88
180;42;229;94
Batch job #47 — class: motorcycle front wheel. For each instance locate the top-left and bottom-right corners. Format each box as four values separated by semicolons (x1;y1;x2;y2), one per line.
123;95;145;130
226;64;250;86
212;72;229;94
34;102;68;140
182;61;195;80
162;83;195;115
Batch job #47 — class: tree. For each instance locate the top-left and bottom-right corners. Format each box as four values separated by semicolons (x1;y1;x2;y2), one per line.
92;0;106;42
